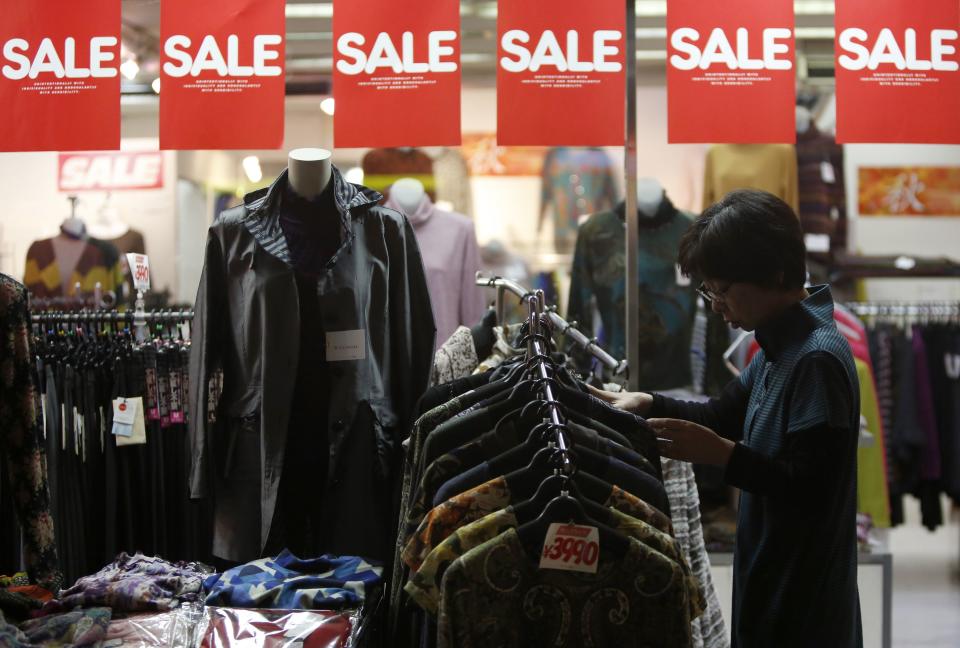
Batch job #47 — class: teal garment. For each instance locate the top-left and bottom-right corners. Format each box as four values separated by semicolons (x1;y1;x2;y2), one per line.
567;199;697;390
730;285;862;648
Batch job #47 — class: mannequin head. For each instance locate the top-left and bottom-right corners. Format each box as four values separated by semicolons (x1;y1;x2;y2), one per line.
636;177;665;217
288;148;333;200
795;106;812;134
391;178;426;216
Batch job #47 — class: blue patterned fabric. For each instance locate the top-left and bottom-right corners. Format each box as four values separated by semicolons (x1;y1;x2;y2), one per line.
203;550;383;610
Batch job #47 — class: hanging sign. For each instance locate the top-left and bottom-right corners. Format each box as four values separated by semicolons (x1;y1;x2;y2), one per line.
0;0;121;152
160;0;285;150
666;0;795;143
496;0;625;146
333;0;461;147
835;0;960;143
58;152;164;191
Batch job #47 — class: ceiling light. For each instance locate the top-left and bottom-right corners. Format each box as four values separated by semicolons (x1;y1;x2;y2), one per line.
285;3;333;18
242;156;263;183
120;58;140;81
320;97;335;116
151;78;161;94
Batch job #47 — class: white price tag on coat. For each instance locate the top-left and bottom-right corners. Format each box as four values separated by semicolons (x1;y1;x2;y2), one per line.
539;523;600;574
326;329;366;362
126;253;151;292
821;161;836;184
804;234;831;253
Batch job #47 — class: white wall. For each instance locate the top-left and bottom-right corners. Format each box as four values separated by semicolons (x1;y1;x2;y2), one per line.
844;144;960;300
0;139;178;299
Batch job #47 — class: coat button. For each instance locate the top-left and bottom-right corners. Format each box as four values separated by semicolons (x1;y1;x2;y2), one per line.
332;419;345;431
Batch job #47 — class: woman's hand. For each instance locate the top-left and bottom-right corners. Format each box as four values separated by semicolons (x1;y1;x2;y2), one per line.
587;385;654;416
649;418;736;466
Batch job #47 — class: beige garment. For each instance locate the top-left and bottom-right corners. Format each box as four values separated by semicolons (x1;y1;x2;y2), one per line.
433;148;473;218
702;144;799;213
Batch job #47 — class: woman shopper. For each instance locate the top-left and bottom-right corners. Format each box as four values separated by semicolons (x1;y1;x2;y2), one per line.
591;189;863;648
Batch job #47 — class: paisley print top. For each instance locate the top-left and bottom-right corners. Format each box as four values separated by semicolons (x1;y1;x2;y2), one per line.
437;528;694;648
402;477;674;572
407;506;702;619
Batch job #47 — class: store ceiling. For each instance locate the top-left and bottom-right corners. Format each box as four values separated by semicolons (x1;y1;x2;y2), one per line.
119;0;840;95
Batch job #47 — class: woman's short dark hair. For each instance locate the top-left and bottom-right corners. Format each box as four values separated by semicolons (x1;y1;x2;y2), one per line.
678;189;806;290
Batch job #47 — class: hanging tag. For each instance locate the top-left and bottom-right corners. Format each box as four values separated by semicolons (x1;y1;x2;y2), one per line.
326;330;366;362
113;397;147;446
821;161;836;184
804;233;831;253
675;264;691;287
113;398;136;425
126;253;151;292
539;523;600;574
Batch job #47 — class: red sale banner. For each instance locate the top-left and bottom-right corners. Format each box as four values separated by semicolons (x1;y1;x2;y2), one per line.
160;0;285;150
333;0;461;148
497;0;625;146
58;152;164;191
0;0;120;152
835;0;960;143
667;0;795;143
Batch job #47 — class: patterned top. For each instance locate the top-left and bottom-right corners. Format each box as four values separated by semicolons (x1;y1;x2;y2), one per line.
431;326;479;387
406;506;701;618
45;553;208;614
437;528;693;648
566;201;697;390
203;550;383;610
662;458;727;648
402;477;672;571
0;273;60;591
23;235;124;299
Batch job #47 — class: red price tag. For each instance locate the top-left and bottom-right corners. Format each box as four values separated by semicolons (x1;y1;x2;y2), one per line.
538;523;600;574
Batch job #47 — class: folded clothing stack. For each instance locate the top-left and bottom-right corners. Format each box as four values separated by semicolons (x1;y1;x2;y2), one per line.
203;550;383;610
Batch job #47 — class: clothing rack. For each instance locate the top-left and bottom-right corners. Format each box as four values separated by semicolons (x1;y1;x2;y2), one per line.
523;289;573;475
843;301;960;318
30;310;195;324
476;272;627;375
29;281;116;311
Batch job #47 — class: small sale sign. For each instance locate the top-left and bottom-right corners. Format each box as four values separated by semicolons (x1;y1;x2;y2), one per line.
539;523;600;574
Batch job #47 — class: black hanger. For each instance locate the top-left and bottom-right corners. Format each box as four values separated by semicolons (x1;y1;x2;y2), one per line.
515;472;631;562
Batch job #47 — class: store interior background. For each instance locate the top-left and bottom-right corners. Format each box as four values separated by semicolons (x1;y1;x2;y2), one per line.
0;1;957;645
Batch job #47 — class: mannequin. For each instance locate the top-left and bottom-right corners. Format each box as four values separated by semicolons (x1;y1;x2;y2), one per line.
391;178;426;216
796;106;812;135
568;181;698;389
385;178;485;348
288;148;333;199
636;177;666;217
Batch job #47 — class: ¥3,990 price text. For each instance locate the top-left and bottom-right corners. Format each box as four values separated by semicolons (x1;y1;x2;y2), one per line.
542;536;599;566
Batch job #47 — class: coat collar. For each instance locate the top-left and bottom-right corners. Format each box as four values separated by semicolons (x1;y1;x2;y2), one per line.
755;284;835;360
240;165;383;266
